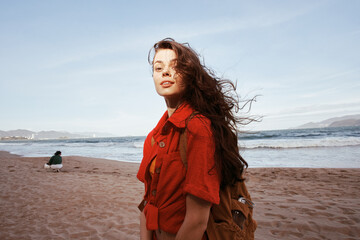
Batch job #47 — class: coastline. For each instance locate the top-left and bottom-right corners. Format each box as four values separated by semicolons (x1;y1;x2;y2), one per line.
1;151;359;239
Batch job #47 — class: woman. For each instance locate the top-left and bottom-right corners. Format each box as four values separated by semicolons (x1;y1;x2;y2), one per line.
44;151;63;172
137;38;249;240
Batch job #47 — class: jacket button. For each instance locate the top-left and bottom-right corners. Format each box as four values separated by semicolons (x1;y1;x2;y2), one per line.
159;142;165;148
152;190;157;196
155;168;161;174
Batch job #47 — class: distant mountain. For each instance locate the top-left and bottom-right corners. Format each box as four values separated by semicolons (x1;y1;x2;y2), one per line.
296;114;360;129
0;130;8;137
329;119;360;127
7;129;34;138
36;131;85;139
0;129;115;140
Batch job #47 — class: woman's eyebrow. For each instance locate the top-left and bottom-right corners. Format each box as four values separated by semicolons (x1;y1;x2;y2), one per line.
154;58;177;64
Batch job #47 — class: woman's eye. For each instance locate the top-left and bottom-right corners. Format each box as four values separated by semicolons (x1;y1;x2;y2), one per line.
154;64;162;71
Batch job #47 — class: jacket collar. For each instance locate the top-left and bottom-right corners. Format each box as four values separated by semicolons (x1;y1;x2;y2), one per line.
168;102;194;128
152;102;194;137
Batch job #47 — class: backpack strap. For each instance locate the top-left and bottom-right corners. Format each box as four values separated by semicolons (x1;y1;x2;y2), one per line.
178;111;198;169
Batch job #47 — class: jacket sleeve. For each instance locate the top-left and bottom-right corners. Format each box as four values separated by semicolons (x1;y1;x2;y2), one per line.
183;116;220;205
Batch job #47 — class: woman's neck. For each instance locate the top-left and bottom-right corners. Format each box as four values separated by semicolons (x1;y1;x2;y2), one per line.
165;98;182;117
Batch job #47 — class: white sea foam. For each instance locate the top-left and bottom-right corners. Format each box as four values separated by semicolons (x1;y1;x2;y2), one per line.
133;141;144;148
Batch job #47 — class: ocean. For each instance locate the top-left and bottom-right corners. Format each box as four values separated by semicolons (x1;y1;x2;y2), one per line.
1;126;359;168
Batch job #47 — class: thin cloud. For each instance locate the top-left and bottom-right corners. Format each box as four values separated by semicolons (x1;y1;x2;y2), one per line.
38;2;322;70
159;1;324;39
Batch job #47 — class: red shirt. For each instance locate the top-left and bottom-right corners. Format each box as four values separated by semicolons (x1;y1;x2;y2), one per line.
137;103;220;235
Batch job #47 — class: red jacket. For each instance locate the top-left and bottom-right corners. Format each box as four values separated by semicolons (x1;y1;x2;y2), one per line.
137;103;220;235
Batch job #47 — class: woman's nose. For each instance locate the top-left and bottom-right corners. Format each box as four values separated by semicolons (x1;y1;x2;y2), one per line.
162;67;172;77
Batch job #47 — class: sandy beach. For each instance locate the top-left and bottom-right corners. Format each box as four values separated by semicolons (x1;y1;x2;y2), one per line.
0;151;359;240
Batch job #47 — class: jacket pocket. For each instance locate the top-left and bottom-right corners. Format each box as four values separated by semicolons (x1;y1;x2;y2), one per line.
156;152;186;196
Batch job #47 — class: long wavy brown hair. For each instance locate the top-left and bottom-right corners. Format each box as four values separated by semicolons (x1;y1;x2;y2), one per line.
149;38;254;187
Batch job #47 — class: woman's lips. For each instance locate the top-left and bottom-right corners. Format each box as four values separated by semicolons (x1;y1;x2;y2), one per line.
161;81;174;87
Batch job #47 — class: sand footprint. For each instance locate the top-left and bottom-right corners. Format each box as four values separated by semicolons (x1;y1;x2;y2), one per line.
7;166;15;172
314;205;327;210
278;205;289;209
340;207;356;215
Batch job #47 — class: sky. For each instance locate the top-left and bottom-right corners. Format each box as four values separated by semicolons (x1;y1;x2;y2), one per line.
0;0;359;136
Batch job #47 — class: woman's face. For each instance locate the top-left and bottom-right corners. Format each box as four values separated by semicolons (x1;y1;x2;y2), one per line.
153;49;185;105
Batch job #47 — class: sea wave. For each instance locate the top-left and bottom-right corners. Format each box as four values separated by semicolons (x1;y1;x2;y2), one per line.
240;137;360;149
239;126;360;140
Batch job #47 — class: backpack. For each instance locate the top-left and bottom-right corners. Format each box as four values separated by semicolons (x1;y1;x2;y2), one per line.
179;121;257;240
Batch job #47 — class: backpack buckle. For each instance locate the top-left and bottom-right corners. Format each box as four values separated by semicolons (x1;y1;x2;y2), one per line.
238;197;255;208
